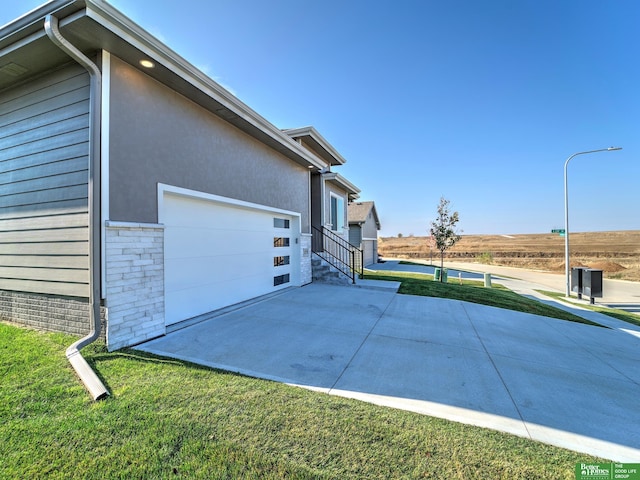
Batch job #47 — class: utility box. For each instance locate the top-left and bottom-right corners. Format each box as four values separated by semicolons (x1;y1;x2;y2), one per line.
583;269;603;303
571;267;585;299
434;267;448;282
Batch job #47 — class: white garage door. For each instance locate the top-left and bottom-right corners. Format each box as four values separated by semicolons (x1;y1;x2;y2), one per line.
163;191;297;326
363;240;375;267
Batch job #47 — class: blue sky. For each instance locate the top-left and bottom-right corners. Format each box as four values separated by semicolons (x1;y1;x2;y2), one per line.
2;1;638;236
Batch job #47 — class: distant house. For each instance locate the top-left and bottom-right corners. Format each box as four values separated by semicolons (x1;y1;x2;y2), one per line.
348;201;381;267
0;0;360;350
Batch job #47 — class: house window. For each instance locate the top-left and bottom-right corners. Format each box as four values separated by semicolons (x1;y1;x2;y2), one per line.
330;195;344;231
273;237;290;247
274;273;290;286
273;255;290;267
274;218;290;229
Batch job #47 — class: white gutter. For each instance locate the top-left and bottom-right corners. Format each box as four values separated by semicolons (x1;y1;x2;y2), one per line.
44;14;108;401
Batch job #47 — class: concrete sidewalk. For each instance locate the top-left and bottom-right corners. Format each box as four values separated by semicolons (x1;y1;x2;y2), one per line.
441;259;640;309
136;282;640;462
370;260;485;281
378;259;640;322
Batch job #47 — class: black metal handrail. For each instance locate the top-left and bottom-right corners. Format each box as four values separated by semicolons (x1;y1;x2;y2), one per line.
311;225;363;284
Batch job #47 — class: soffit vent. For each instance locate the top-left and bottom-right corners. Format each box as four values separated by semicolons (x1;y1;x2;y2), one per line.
0;62;29;77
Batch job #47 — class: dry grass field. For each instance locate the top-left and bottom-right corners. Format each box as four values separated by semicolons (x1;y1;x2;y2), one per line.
379;230;640;282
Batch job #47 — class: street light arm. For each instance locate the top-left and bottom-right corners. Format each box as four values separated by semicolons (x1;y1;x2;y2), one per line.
564;147;621;170
563;146;622;297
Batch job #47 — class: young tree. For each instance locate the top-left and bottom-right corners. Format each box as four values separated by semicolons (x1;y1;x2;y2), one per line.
426;235;436;264
429;197;461;281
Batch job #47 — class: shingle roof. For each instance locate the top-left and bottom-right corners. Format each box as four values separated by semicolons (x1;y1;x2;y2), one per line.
348;201;380;229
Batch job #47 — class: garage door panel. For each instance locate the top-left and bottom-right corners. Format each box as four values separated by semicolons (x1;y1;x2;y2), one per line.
165;272;279;322
165;252;272;291
363;241;374;266
168;267;275;298
165;196;273;229
165;227;272;259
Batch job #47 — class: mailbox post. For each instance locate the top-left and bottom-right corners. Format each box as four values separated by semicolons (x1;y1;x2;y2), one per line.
583;269;603;304
571;267;585;299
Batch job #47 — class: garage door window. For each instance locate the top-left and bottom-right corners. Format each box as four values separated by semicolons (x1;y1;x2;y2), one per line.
274;273;290;286
274;255;290;267
274;218;290;228
274;237;290;247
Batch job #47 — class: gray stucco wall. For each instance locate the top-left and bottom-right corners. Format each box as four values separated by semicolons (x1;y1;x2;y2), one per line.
108;55;310;231
362;213;379;239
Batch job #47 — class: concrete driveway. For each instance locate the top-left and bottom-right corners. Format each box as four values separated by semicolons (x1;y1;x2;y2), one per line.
136;283;640;461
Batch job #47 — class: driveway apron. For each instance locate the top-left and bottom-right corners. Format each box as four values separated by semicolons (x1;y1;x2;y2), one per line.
136;283;640;462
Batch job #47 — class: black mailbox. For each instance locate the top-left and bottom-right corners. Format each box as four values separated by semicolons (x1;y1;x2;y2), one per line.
583;269;603;304
571;267;585;299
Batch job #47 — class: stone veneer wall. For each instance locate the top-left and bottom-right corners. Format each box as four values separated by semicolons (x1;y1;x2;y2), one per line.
105;222;165;351
301;233;312;285
0;290;106;338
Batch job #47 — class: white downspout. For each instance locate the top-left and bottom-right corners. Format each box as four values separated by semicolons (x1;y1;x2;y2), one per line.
44;14;108;401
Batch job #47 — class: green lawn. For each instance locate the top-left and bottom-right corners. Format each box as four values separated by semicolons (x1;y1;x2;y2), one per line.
1;322;602;479
364;270;603;327
536;290;640;327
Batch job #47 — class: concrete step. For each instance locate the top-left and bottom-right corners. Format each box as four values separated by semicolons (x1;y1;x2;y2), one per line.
311;255;352;285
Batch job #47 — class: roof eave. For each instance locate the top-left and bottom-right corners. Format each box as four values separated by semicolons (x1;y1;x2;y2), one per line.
0;0;325;171
324;172;360;200
83;0;325;170
283;126;347;166
0;0;82;42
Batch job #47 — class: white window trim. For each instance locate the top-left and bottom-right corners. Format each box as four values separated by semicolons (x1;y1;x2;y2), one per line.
329;192;345;232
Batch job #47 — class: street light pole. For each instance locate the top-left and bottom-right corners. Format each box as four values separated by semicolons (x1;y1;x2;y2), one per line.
564;147;622;297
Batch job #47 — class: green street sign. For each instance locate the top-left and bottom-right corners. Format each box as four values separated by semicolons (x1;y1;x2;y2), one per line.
551;229;566;234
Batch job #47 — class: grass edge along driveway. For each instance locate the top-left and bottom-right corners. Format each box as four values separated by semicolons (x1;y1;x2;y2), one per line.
536;289;640;328
1;322;605;479
364;270;603;327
